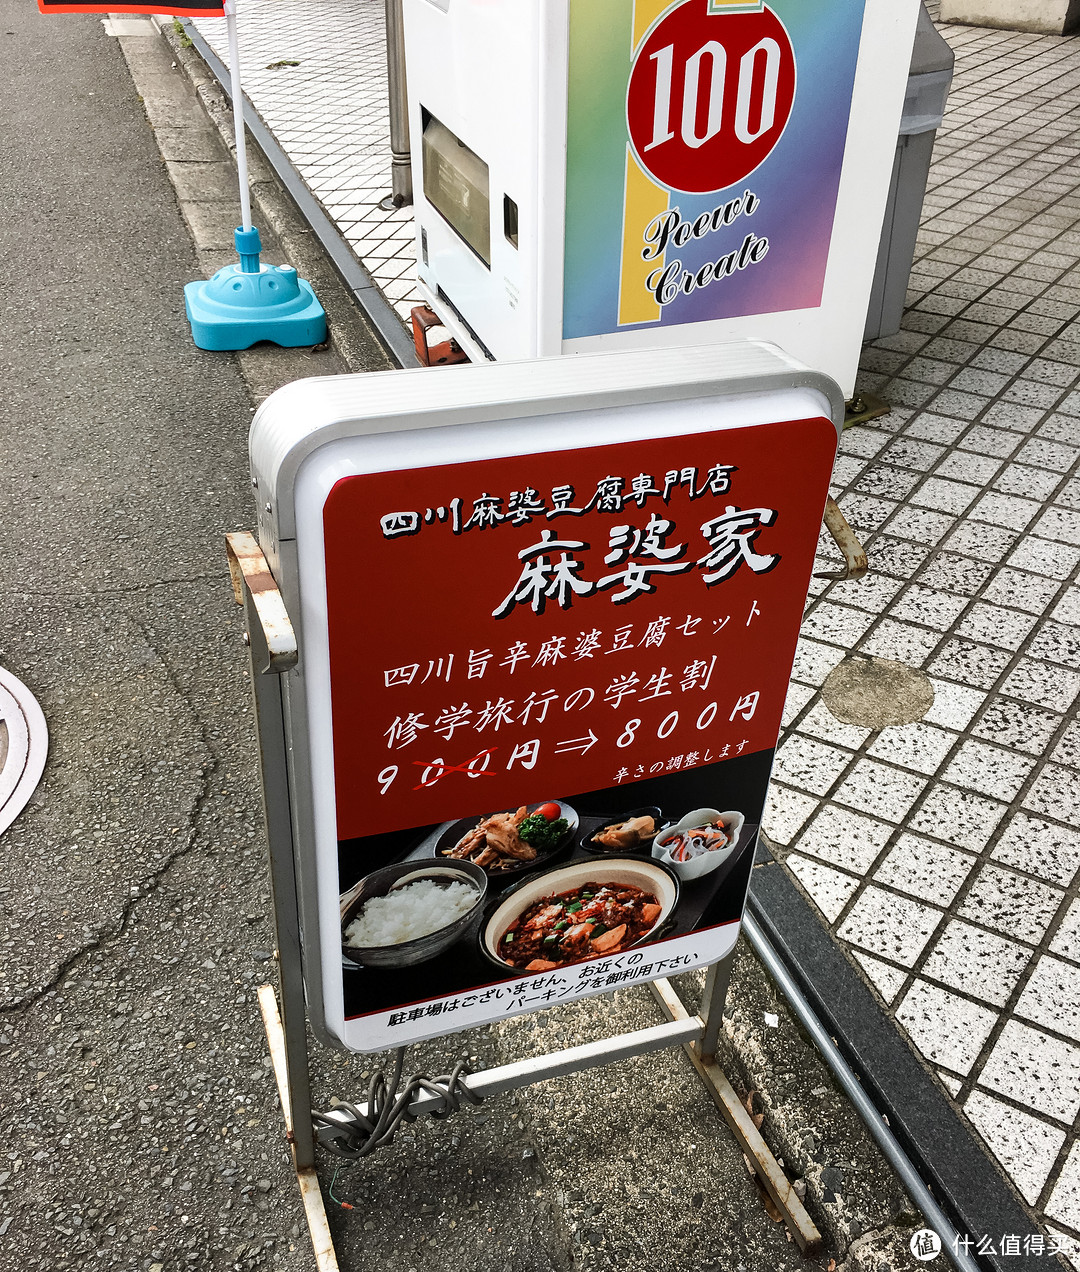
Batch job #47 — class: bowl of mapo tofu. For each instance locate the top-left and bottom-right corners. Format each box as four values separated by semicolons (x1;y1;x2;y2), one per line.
480;858;679;973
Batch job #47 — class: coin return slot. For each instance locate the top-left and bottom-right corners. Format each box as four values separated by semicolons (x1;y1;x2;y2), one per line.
503;195;519;249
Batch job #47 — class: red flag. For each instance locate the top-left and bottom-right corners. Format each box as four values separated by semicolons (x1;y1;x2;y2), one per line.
38;0;225;14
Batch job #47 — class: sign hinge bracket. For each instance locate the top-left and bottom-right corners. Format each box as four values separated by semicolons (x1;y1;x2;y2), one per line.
226;530;299;673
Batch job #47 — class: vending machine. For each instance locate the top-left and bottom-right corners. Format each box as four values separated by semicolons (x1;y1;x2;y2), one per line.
403;0;921;395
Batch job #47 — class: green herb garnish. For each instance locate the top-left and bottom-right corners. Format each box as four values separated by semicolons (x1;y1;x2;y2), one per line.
518;813;569;852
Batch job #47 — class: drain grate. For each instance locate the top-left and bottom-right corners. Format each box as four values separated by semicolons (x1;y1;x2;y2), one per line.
0;667;48;836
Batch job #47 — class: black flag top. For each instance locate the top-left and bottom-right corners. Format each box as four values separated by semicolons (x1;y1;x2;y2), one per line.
38;0;225;13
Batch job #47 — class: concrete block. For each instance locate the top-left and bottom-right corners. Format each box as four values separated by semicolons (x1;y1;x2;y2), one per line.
181;201;246;252
940;0;1080;33
152;126;224;164
165;160;237;203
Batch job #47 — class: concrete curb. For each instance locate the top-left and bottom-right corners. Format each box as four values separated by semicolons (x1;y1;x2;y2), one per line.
108;13;393;403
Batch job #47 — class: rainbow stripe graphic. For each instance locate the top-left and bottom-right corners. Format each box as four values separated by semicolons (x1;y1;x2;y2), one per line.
563;0;866;342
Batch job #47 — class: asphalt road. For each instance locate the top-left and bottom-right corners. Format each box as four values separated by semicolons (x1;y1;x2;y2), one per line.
0;6;322;1268
0;8;921;1272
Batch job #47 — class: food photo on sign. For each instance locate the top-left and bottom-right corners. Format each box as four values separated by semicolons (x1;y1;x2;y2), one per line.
318;411;838;1047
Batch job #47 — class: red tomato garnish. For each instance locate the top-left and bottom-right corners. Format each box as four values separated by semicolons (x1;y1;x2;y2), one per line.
536;802;561;821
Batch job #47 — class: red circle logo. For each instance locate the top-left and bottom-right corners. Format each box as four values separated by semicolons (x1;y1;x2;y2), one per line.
627;2;796;195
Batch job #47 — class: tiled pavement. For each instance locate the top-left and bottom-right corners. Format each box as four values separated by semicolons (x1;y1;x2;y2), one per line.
770;11;1080;1258
193;0;420;323
192;1;1080;1256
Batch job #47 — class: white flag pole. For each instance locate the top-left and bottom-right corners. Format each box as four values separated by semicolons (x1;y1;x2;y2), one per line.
223;0;253;233
184;0;326;349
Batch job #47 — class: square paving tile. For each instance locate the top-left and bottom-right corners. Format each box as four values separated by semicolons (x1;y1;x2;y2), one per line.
981;567;1063;615
789;639;847;687
990;813;1080;890
781;681;816;728
1052;586;1080;626
761;784;820;847
890;583;969;629
923;679;987;731
832;760;928;823
1024;763;1080;828
1016;955;1080;1043
969;491;1043;531
1007;535;1080;580
795;804;895;874
958;863;1064;946
1049;899;1080;964
942;738;1036;801
912;477;982;515
929;639;1014;689
956;601;1038;650
872;833;976;906
838;887;944;966
1034;506;1080;547
972;697;1062;755
851;951;911;1005
859;619;942;666
895;978;997;1074
787;854;860;924
795;701;872;750
799;603;876;648
1028;620;1080;669
921;918;1032;1007
1001;659;1080;712
866;721;959;775
935;451;1003;485
993;463;1063;501
977;1019;1080;1124
907;783;1008;852
1045;1141;1080;1235
772;735;854;797
963;1089;1067;1205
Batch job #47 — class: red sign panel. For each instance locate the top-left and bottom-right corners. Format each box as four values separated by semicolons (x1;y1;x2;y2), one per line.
324;417;835;842
38;0;225;15
316;408;836;1047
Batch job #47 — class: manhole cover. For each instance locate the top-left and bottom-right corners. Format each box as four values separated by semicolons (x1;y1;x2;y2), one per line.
0;667;48;835
821;654;934;730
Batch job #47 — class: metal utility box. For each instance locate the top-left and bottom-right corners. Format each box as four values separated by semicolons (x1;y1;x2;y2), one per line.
403;0;921;396
864;3;955;341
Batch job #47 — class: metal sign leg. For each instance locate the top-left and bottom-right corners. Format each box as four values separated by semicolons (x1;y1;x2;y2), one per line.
227;532;315;1171
698;952;734;1063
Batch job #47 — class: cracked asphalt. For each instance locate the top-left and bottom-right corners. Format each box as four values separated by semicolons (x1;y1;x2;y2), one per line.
0;8;928;1271
0;5;343;1268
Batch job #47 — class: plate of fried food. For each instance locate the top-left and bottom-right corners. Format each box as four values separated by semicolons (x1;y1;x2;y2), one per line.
579;806;666;855
432;800;578;877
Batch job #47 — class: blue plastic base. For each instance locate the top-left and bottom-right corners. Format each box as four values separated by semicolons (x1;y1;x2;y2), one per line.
184;251;327;351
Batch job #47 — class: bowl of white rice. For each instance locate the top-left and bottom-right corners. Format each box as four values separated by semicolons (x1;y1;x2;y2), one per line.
341;860;488;969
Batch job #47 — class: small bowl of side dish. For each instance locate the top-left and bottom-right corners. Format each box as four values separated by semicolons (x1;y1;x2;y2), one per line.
652;808;745;881
341;860;488;969
579;806;665;855
479;857;679;974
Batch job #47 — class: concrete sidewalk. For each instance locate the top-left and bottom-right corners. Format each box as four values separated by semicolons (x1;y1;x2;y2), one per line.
182;0;1080;1259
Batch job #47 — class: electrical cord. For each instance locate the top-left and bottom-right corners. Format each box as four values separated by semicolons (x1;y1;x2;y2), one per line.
311;1048;482;1158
